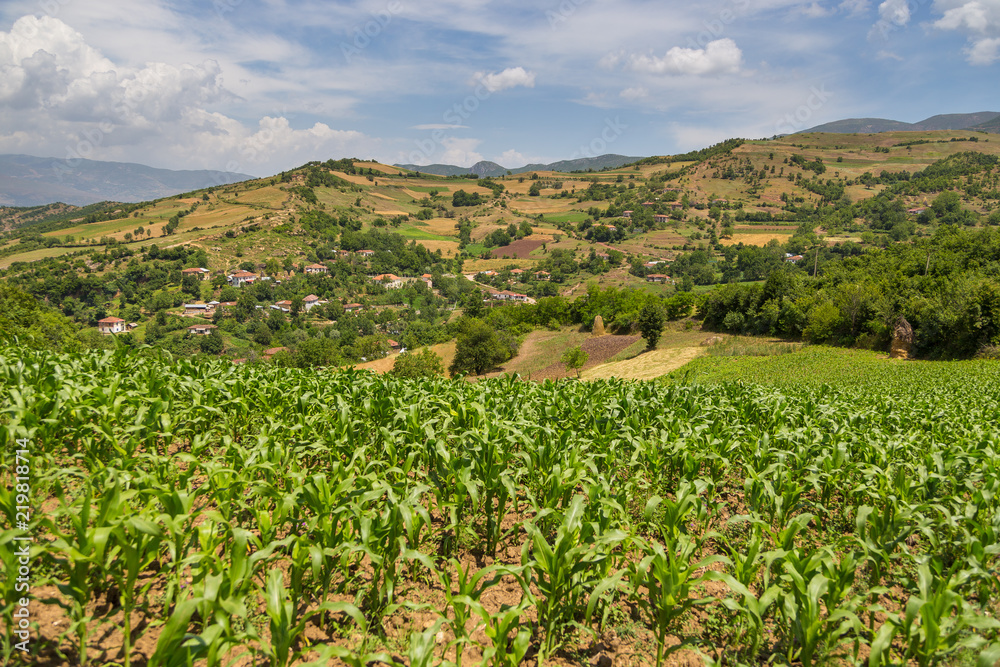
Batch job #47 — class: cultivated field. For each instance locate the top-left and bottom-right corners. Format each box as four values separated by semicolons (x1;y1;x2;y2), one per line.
3;345;999;665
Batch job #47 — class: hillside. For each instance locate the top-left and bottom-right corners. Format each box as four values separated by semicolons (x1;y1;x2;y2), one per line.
395;153;644;177
802;111;1000;134
0;154;253;206
2;129;1000;370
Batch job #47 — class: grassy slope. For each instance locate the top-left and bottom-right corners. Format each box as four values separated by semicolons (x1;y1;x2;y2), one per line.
4;129;999;284
661;344;995;389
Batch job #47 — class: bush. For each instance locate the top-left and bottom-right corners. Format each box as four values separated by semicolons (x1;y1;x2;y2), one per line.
391;348;445;378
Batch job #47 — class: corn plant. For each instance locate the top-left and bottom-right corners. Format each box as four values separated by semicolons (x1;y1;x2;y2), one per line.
624;533;727;667
523;495;625;664
254;569;367;667
870;561;1000;667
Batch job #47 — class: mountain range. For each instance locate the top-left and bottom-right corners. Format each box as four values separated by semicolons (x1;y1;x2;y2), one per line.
800;111;1000;135
0;154;253;207
394;154;644;178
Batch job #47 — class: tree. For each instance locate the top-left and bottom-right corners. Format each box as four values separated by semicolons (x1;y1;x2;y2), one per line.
462;290;485;318
199;329;224;354
391;348;445;379
449;319;515;376
561;345;589;378
638;302;665;350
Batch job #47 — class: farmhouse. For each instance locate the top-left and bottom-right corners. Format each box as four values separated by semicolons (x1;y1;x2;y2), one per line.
646;274;670;283
184;303;214;316
187;324;218;335
343;303;364;313
181;267;210;281
97;317;125;335
534;271;550;280
785;255;804;263
304;294;322;310
356;249;375;257
622;210;633;219
371;274;404;289
304;263;328;274
653;214;670;223
227;271;257;286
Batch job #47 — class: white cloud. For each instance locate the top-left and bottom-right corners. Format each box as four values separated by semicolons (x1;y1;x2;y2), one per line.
839;0;871;16
932;0;1000;64
876;0;912;29
620;86;649;101
498;149;526;166
966;35;1000;61
798;3;834;18
473;66;535;93
438;137;484;167
876;49;905;59
627;39;743;76
0;14;370;174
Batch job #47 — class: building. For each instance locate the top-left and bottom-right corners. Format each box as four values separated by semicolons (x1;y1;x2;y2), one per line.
387;339;402;352
646;274;669;283
421;273;434;288
785;255;804;263
227;271;257;286
622;210;633;219
263;347;288;359
97;317;125;335
188;323;218;335
356;249;375;257
534;271;550;280
641;201;654;207
303;294;322;310
371;274;404;289
184;303;214;316
653;214;670;223
343;303;363;313
181;267;210;281
304;263;328;274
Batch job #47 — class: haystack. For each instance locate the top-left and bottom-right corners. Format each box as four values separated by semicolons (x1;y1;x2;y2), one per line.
889;316;913;359
592;315;606;336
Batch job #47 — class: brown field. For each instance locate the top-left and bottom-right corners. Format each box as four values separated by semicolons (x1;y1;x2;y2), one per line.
581;345;703;380
510;198;582;214
490;238;546;259
421;217;460;235
720;231;794;246
415;239;461;255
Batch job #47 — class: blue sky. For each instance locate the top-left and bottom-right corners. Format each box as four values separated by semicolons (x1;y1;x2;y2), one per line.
0;0;998;176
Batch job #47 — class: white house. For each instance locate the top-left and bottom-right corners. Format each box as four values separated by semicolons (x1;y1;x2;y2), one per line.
98;317;125;335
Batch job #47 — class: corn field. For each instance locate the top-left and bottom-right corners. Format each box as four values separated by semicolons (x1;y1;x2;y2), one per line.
2;345;999;666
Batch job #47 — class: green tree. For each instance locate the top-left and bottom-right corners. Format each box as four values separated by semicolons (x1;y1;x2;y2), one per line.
390;348;445;379
449;318;515;375
638;302;665;350
560;345;589;378
199;329;224;354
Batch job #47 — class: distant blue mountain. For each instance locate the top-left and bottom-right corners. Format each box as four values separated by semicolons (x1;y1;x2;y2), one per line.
0;154;254;206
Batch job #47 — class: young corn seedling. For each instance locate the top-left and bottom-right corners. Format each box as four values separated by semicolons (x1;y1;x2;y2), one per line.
625;533;727;667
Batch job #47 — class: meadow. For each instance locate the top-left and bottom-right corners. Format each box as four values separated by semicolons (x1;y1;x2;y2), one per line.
2;345;999;666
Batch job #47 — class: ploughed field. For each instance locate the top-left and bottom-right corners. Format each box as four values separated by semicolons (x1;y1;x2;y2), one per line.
2;347;999;666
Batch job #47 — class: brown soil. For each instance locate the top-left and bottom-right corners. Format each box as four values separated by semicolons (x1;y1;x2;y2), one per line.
531;334;642;380
490;238;546;259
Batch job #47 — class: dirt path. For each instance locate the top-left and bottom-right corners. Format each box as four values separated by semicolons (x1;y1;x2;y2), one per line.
580;346;702;380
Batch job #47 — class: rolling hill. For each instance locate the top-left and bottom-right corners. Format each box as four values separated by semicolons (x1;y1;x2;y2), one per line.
0;154;254;207
801;111;1000;134
396;154;644;177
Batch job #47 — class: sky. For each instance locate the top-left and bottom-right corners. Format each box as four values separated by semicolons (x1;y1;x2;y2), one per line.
0;0;998;177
